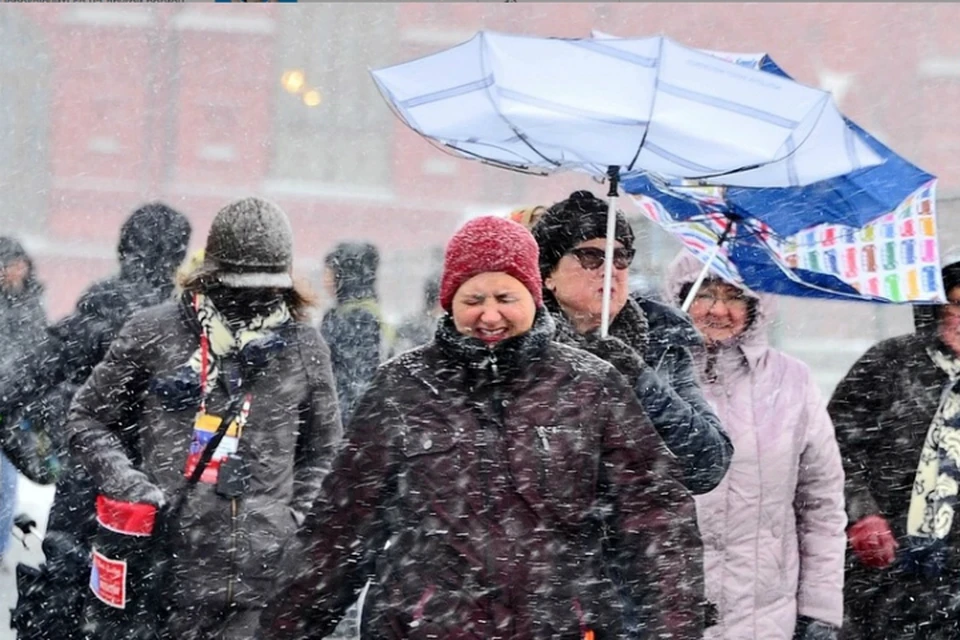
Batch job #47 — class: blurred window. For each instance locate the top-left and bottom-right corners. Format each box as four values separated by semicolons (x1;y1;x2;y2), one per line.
272;5;398;189
0;13;51;232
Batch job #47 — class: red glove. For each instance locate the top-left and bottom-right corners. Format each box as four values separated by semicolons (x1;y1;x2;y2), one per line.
847;514;898;568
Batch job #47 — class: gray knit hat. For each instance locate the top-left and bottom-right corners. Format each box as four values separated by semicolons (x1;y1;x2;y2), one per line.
204;197;294;289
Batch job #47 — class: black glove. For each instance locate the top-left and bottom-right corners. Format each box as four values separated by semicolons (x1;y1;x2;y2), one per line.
793;616;839;640
899;536;949;579
579;331;647;380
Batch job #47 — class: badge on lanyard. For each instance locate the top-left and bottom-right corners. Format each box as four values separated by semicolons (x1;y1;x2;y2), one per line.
182;305;253;484
183;411;243;484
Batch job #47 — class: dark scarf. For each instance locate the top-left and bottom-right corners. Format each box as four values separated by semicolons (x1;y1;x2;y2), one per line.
545;294;649;360
434;308;555;385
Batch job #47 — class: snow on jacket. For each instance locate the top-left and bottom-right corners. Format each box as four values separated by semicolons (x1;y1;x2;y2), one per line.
259;309;705;640
320;242;385;424
665;252;846;639
547;295;732;495
828;325;960;639
66;293;342;612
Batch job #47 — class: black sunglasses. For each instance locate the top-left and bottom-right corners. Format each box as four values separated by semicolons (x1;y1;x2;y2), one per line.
568;247;635;271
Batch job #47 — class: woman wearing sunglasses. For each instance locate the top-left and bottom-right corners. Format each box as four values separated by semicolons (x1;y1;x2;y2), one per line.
531;190;732;496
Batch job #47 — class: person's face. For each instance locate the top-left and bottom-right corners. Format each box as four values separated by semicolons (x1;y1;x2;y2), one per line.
939;287;960;344
1;259;29;293
452;272;536;346
544;238;633;332
688;281;752;345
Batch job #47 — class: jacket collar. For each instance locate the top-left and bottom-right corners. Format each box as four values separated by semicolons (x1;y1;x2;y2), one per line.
633;295;702;349
544;294;650;356
434;308;555;383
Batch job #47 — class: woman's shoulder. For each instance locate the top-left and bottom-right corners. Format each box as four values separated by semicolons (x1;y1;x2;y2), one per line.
123;299;182;335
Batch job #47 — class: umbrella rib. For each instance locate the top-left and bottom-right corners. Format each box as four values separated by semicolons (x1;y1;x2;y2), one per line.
643;142;722;174
400;75;496;110
566;39;659;68
449;138;549;169
497;88;648;127
446;144;550;175
476;32;561;169
626;36;665;173
657;82;800;129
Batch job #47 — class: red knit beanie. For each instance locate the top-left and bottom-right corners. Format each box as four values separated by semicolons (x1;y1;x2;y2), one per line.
440;216;543;312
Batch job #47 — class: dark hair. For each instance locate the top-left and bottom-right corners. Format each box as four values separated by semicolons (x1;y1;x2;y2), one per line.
531;190;635;280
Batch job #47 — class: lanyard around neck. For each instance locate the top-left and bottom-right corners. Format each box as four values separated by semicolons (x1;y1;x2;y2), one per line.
193;294;212;414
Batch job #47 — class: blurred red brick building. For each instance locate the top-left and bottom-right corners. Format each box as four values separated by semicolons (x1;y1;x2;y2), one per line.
2;3;958;338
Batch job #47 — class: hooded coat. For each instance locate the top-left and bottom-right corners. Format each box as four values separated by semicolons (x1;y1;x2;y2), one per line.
259;310;705;640
393;274;441;355
320;242;386;424
666;253;846;639
65;292;342;634
0;237;47;559
3;204;191;640
0;237;47;369
828;289;960;639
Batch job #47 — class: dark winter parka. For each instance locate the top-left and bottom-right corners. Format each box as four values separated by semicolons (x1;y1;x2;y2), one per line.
260;310;704;640
0;237;47;370
0;204;191;490
320;242;385;424
3;207;191;640
66;293;342;613
548;295;732;495
829;313;960;639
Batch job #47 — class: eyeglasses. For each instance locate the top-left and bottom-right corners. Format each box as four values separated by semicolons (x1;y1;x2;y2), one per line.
692;289;750;308
568;247;635;271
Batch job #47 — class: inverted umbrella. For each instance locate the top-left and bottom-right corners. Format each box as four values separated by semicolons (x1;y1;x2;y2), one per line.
588;32;942;307
371;30;883;333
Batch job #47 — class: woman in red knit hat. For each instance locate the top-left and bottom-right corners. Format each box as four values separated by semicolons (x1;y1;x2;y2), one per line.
258;215;705;640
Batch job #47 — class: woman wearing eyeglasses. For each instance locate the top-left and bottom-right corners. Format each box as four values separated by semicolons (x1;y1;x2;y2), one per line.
531;190;732;496
665;250;846;640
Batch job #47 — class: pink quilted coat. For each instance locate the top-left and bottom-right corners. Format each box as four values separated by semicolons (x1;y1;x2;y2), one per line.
665;252;847;639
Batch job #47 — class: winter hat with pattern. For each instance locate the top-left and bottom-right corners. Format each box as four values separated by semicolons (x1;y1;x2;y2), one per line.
204;197;294;289
439;216;543;312
532;190;635;280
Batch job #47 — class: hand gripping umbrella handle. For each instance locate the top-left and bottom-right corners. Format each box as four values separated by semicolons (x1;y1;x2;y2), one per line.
681;218;736;313
600;166;620;337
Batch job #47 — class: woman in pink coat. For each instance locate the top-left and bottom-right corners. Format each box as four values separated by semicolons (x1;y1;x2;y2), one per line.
666;251;846;640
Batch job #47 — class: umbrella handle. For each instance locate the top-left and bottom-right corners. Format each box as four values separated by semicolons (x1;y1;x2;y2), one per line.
600;166;620;337
681;219;736;313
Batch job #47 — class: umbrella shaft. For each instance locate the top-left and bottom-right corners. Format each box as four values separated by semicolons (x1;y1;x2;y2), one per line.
600;197;619;337
681;220;735;313
601;166;622;337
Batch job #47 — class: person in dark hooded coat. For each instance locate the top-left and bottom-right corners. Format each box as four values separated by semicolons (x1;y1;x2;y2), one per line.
3;202;191;640
0;237;47;564
320;241;387;424
392;271;442;354
829;257;960;640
